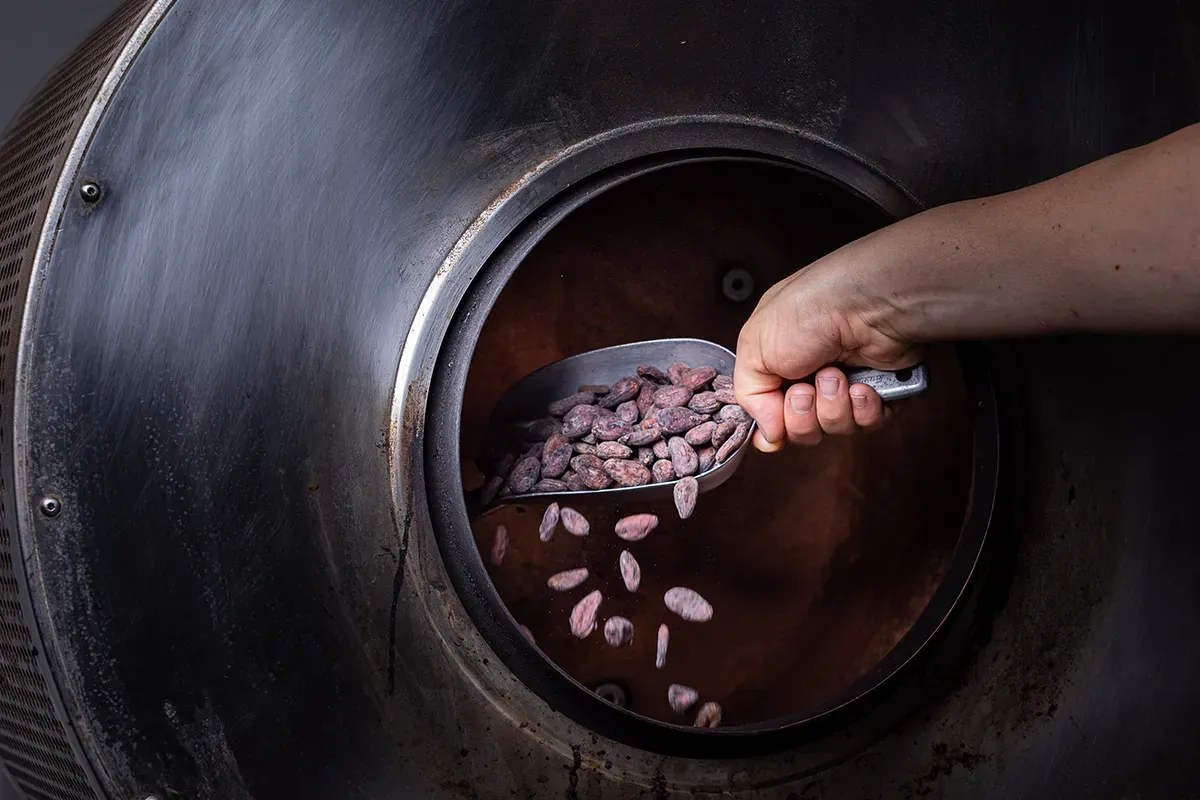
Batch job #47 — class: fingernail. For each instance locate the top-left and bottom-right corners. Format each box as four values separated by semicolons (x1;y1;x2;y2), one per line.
850;390;868;409
817;376;839;397
790;393;813;413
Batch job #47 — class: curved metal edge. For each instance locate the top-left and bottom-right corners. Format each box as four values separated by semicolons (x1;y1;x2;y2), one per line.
10;2;179;798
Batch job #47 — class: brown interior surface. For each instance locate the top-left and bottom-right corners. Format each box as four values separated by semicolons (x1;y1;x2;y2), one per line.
460;161;973;727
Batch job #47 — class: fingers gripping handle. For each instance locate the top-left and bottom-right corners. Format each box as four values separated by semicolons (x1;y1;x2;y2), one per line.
843;363;929;401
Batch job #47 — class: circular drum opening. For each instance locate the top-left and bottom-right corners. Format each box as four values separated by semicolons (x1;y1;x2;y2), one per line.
428;153;997;754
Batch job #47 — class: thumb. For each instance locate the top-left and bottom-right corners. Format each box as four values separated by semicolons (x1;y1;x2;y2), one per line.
733;348;786;454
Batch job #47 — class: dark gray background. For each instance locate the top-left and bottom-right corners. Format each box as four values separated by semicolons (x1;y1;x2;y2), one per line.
1;3;124;797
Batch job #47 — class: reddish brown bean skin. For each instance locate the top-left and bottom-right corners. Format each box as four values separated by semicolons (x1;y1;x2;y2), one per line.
673;476;698;519
614;513;659;541
562;404;601;439
652;460;676;483
715;422;750;464
636;382;657;418
655;624;669;669
657;407;705;435
506;456;541;493
684;421;716;446
668;436;699;477
560;507;591;536
570;454;611;489
549;391;595;417
603;459;651;487
569;590;603;638
539;502;560;541
598;376;641;408
490;525;508;566
653;385;693;409
541;434;572;478
547;567;589;590
681;366;717;390
664;586;713;621
603;616;634;647
619;550;641;592
694;702;722;728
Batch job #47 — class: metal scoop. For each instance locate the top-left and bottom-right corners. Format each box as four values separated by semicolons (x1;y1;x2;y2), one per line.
483;338;928;505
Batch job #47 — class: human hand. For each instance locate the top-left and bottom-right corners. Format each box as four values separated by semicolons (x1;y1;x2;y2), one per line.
734;242;924;452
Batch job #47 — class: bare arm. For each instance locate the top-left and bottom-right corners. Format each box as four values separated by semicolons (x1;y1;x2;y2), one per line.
735;122;1200;451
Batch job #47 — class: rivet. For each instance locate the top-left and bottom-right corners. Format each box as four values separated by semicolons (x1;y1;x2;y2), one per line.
38;496;61;517
721;267;754;302
79;182;101;202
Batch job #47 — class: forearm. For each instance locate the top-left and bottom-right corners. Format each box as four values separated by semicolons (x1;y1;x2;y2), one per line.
853;123;1200;342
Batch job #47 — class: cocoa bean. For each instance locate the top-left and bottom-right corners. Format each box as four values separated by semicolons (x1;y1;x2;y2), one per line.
577;384;610;395
636;382;657;418
598;376;641;408
564;471;587;492
618;426;661;447
673;475;698;519
668;684;699;714
667;362;691;385
519;624;535;644
490;525;508;566
652;440;670;459
714;388;737;404
712;374;733;391
615;400;639;424
525;418;562;441
547;566;589;591
715;421;750;464
697;446;716;473
562;404;600;439
539;502;560;541
619;550;641;592
688;391;722;414
569;590;602;638
592;416;633;441
694;702;722;728
570;454;611;490
603;616;634;647
656;624;669;669
572;442;597;455
652;459;676;483
657;406;705;434
581;433;597;444
506;456;540;494
638;410;659;429
653;385;693;409
664;586;713;621
636;365;670;383
681;365;717;390
637;446;656;467
596;441;633;459
711;420;737;449
603;458;651;487
531;478;568;493
481;475;503;505
541;434;572;478
668;436;699;477
684;420;716;446
560;507;591;536
715;404;751;425
549;391;595;417
615;513;658;541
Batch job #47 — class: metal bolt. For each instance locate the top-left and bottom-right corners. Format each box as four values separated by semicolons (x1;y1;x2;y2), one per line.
721;267;754;302
38;496;61;517
593;681;628;708
79;182;101;203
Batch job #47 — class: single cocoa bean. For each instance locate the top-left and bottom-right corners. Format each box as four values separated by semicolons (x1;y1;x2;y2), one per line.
688;391;722;414
637;364;670;383
525;417;562;441
619;550;641;592
592;416;633;441
638;409;659;429
697;446;716;473
519;624;535;644
598;376;641;408
668;684;699;714
570;454;611;489
673;475;698;519
531;478;568;493
714;387;737;404
615;400;639;424
603;616;634;647
562;404;600;439
652;440;670;459
596;441;633;459
636;382;657;418
711;420;737;449
656;624;669;669
560;507;590;536
657;406;705;434
506;456;540;493
637;446;656;467
618;426;661;447
481;475;503;505
541;434;572;478
668;436;699;477
667;362;691;385
581;433;597;444
549;391;595;417
715;421;750;463
615;513;658;541
569;590;602;638
547;566;589;590
577;384;610;395
572;442;597;455
603;458;651;487
715;404;751;425
652;459;676;483
664;586;713;621
564;471;587;492
712;373;733;391
539;502;559;541
653;385;693;409
681;365;717;390
490;525;508;566
694;702;722;728
684;420;716;446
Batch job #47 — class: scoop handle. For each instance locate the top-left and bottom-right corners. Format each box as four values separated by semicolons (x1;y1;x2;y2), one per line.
842;363;929;401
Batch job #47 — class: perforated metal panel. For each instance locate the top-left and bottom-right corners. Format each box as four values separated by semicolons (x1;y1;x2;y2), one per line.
0;2;155;798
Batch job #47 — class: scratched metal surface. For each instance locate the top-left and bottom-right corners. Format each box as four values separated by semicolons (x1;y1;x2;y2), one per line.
11;0;1200;797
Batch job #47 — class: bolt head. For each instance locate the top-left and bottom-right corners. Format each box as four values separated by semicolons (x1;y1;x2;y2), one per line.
79;182;101;202
39;496;61;517
721;267;754;302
